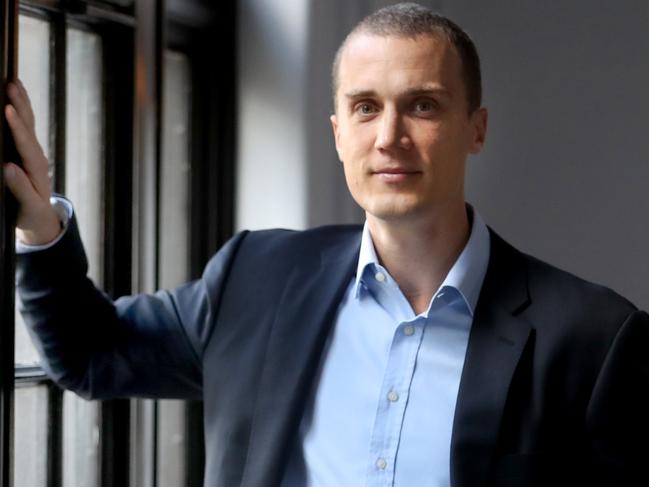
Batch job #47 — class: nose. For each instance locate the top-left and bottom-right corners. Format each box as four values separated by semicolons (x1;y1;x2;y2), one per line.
374;107;411;151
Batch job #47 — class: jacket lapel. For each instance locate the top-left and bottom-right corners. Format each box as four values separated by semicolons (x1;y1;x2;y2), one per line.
241;229;361;487
450;230;533;487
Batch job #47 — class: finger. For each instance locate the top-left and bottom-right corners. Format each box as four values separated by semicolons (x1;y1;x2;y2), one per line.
5;162;59;243
6;81;35;134
5;105;50;198
3;162;40;209
7;82;36;133
16;79;27;96
17;79;32;99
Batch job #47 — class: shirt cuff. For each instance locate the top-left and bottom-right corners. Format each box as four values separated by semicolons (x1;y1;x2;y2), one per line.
15;196;73;254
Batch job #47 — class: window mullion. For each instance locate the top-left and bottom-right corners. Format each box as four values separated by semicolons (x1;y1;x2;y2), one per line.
0;0;20;486
41;11;66;487
47;386;63;487
51;9;66;194
184;401;204;487
99;399;130;487
100;17;134;487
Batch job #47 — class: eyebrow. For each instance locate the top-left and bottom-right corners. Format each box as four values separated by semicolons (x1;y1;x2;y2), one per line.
343;85;451;100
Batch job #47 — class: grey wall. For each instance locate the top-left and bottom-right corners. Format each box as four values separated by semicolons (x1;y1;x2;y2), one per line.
448;1;649;310
236;0;309;230
237;0;649;309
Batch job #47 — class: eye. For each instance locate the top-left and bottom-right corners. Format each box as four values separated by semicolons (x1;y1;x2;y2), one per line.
354;103;378;116
413;99;437;114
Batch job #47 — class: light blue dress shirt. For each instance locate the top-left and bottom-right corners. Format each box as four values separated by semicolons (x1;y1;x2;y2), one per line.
283;208;491;487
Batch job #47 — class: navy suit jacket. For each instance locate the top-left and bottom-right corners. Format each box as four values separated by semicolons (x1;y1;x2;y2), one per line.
17;216;649;487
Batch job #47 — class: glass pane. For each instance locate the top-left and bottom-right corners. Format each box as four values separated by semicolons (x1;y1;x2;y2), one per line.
63;392;100;487
130;399;156;487
15;318;39;366
156;50;192;486
18;15;51;163
14;386;49;487
15;15;52;367
157;400;187;487
65;27;104;283
159;50;191;289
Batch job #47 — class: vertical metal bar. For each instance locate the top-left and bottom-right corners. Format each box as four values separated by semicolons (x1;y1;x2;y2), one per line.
51;10;66;195
184;401;205;487
100;19;134;487
0;0;18;485
46;11;66;487
100;399;130;487
47;387;63;487
151;6;164;484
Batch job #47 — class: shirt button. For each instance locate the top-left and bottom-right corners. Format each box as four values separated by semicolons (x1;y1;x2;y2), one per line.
376;458;387;470
403;325;415;336
374;271;386;283
387;390;399;402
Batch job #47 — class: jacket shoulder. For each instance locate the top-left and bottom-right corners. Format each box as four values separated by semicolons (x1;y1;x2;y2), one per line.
487;229;638;343
490;229;637;316
522;250;637;316
201;224;362;285
235;224;362;261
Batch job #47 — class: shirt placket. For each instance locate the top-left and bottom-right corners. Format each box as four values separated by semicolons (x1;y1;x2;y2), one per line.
364;268;426;486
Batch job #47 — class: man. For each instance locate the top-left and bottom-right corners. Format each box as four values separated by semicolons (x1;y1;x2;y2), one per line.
5;3;648;486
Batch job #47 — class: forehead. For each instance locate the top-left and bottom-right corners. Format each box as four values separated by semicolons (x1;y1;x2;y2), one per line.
337;33;463;96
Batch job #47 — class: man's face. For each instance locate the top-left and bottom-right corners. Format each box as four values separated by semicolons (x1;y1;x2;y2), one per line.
331;33;487;225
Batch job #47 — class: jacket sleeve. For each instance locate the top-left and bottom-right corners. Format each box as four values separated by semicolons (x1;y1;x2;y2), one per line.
16;213;247;400
585;308;649;484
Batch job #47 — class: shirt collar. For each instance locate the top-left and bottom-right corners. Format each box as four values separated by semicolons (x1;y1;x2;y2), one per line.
353;205;491;316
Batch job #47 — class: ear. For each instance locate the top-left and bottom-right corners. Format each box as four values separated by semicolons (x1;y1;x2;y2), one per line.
330;114;343;161
468;107;488;154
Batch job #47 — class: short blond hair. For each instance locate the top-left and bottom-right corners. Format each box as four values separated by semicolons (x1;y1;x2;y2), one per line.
332;3;482;113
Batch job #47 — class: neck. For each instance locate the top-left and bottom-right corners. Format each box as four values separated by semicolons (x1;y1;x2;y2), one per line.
366;202;470;314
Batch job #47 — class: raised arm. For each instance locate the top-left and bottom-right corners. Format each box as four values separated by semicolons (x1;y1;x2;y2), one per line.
6;80;245;400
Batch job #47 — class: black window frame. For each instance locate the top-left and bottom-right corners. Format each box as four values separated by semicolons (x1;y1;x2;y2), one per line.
0;0;236;486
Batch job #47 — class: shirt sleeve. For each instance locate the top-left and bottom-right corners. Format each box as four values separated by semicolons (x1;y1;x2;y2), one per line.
15;196;73;254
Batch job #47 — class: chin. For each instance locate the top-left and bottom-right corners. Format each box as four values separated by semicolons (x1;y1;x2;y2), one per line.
363;198;424;222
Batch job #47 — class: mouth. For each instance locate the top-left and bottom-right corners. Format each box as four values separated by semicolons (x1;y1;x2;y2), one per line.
371;167;422;183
